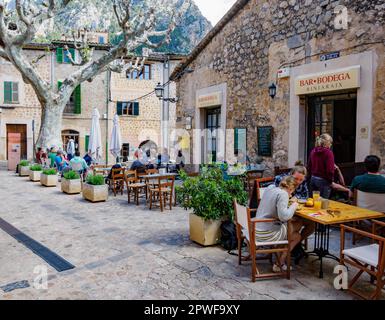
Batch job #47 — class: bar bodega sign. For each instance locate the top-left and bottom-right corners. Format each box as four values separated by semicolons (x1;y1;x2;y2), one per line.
295;66;360;95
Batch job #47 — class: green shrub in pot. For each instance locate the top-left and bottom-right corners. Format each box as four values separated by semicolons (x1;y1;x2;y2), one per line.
30;164;43;171
63;170;80;180
42;168;57;175
86;174;105;186
19;160;30;167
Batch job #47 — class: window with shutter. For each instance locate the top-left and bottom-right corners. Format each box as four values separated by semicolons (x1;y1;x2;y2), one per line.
56;48;63;63
4;81;12;103
74;85;81;114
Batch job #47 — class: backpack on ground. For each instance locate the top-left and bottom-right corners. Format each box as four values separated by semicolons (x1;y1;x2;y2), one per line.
220;220;238;251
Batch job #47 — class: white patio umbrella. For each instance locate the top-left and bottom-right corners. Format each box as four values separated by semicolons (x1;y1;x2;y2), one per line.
88;108;103;162
109;114;122;162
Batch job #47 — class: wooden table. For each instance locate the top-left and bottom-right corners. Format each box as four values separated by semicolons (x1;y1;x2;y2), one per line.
296;201;384;278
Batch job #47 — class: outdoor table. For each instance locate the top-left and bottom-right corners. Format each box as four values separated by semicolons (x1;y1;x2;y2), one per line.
296;201;385;278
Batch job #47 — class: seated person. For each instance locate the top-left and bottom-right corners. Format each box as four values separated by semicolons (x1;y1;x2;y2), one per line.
83;152;93;166
175;150;185;171
350;155;385;197
48;147;57;168
130;150;146;173
54;150;68;172
256;176;301;272
161;148;170;164
70;151;89;176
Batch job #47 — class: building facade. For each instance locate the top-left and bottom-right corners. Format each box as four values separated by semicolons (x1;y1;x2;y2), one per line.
172;0;385;173
0;39;181;167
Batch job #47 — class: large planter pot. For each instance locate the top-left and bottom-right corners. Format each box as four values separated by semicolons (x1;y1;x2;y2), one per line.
189;213;222;246
82;183;108;202
40;174;58;187
19;166;30;177
61;178;82;194
29;170;42;182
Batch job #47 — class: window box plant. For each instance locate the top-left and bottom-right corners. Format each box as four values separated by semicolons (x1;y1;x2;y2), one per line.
29;164;43;182
19;160;30;177
61;170;82;194
40;168;58;187
176;166;248;246
82;174;108;202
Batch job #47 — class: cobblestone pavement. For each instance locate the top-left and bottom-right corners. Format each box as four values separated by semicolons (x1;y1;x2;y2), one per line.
0;171;383;300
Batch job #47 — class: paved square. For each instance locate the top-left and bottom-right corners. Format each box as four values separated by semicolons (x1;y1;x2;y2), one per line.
0;171;383;300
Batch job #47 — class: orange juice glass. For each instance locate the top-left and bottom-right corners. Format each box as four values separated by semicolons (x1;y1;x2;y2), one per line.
314;200;322;211
313;191;321;201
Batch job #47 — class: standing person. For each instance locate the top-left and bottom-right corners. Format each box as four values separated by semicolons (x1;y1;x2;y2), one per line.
48;147;57;168
255;176;301;272
70;151;89;177
307;133;335;199
66;138;75;161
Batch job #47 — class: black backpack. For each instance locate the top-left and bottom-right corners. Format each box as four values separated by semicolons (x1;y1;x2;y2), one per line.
220;220;238;251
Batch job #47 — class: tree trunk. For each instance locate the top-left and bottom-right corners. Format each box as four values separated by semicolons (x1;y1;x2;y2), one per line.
36;103;65;151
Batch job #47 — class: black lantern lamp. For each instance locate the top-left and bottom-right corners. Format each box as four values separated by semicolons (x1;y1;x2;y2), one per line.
155;82;164;99
268;83;277;99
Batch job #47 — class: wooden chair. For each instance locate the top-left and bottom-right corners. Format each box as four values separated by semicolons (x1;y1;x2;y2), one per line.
246;170;264;196
255;177;275;202
109;167;125;196
148;175;175;212
352;190;385;245
233;200;291;282
340;221;385;300
93;165;109;177
125;170;147;205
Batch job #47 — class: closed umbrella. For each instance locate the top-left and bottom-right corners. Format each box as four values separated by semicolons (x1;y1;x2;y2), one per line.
109;114;122;162
88;108;103;162
67;138;75;155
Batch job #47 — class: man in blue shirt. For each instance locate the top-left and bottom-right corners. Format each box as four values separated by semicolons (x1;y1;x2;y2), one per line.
350;155;385;196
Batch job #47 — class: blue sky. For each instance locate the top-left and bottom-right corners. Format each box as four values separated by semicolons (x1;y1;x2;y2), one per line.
194;0;237;26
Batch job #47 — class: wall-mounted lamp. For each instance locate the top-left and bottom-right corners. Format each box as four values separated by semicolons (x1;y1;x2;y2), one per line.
155;82;179;103
268;83;277;99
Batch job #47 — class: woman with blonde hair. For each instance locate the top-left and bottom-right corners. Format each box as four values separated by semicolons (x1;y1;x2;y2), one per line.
308;133;335;199
255;176;302;272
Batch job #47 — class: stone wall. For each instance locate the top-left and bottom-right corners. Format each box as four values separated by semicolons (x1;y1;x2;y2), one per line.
176;0;385;168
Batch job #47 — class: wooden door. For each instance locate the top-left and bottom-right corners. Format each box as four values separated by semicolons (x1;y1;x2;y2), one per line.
7;133;21;171
6;124;27;160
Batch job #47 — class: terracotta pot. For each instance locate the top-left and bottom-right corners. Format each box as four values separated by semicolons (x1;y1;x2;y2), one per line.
40;174;58;187
189;213;222;246
19;166;30;177
61;178;82;194
82;183;108;202
29;170;42;182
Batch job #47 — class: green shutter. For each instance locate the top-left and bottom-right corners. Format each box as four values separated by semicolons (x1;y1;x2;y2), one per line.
85;135;89;153
234;128;239;154
56;48;63;63
117;102;123;115
4;81;12;103
74;85;81;114
58;81;63;92
133;102;139;116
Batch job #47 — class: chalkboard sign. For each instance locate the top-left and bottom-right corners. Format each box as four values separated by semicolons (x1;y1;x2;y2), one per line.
257;126;273;157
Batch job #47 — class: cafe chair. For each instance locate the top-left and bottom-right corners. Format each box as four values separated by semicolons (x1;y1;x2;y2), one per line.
109;167;126;196
149;175;175;212
352;190;385;245
246;170;264;196
233;200;291;282
340;221;385;300
125;170;147;205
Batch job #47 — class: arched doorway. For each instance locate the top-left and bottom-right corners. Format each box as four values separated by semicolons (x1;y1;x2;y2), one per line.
61;130;79;153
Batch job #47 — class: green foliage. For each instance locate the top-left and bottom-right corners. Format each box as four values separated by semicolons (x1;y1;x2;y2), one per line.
176;167;248;221
42;169;57;175
30;164;43;171
19;160;30;167
86;174;105;186
63;170;80;180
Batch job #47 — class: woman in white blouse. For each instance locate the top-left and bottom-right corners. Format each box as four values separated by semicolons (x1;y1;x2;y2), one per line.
256;176;303;272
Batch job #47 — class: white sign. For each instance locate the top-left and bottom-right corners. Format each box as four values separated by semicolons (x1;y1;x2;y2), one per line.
278;67;291;79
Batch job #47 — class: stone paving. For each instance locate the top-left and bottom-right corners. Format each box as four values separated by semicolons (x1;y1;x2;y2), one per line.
0;170;383;300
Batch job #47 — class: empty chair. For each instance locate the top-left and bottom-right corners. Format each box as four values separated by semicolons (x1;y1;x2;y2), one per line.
125;170;147;205
148;175;175;212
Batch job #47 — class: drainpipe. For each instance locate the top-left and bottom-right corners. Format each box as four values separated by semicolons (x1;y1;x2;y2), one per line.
105;70;110;165
162;55;170;150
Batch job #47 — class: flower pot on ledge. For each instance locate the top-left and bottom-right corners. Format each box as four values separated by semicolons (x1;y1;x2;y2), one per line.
19;166;30;177
61;178;82;194
29;170;42;182
82;183;108;202
40;174;58;187
189;213;222;246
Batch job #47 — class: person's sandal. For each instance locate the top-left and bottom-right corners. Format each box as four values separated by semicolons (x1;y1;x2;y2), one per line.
273;264;292;272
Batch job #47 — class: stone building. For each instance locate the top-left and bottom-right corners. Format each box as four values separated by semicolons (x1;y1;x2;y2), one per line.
172;0;385;174
0;38;182;168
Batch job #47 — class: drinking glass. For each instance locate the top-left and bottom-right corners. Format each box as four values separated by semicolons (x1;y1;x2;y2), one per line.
313;191;321;201
314;200;322;211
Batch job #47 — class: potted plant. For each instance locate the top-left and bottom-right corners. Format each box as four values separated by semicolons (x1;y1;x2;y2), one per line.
61;170;82;194
29;164;43;182
82;174;108;202
19;160;30;177
40;168;58;187
176;166;248;246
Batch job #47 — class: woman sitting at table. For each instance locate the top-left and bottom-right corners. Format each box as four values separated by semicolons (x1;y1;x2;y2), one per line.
256;176;302;272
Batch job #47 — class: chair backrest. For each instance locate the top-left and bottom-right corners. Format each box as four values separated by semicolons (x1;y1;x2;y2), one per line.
157;175;175;190
146;168;159;175
233;201;249;231
356;190;385;213
256;177;275;201
71;161;83;172
125;170;137;183
112;167;125;180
